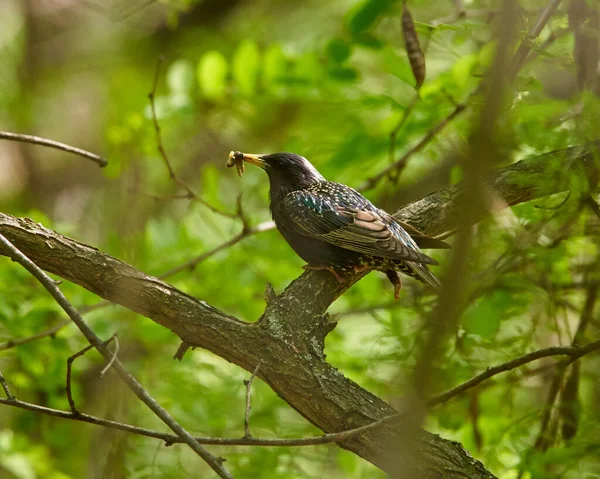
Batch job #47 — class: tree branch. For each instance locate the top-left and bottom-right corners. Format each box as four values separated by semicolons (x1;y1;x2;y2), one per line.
0;131;107;168
0;233;233;479
0;142;598;478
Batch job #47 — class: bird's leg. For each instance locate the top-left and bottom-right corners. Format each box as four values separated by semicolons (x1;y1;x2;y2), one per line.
353;264;370;274
302;264;345;283
385;270;402;300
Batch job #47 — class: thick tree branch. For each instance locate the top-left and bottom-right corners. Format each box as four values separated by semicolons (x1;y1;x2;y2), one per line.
0;143;598;478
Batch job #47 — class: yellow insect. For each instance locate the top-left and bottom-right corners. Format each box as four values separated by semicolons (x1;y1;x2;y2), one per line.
227;151;245;177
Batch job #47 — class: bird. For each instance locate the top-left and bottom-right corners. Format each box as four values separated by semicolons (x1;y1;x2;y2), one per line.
228;151;446;299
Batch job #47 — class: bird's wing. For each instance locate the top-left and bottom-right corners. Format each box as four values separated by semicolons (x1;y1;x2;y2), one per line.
283;189;438;265
394;219;451;250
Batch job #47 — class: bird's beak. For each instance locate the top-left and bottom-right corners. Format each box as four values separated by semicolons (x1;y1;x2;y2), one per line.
229;151;266;169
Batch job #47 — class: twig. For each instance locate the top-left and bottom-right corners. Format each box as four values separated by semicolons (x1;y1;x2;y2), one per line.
0;318;71;352
159;221;275;278
66;334;117;413
0;220;273;354
2;341;598;449
82;0;157;21
120;0;157;19
0;370;14;401
583;194;600;220
412;1;520;435
360;104;467;191
173;341;192;361
147;57;236;219
388;95;420;167
533;283;597;451
0;232;234;479
100;335;120;377
0;301;110;353
66;343;94;414
243;363;261;438
363;0;565;193
508;0;563;79
0;131;107;168
429;340;600;406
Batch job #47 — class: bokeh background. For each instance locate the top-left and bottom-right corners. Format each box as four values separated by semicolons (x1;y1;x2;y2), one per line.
1;0;599;477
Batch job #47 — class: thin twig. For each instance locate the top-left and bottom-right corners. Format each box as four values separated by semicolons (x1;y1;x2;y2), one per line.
360;103;467;192
66;343;94;414
364;0;565;193
0;371;14;401
243;363;261;438
509;0;563;79
0;233;233;479
388;95;420;166
100;335;120;377
429;340;600;406
2;341;599;448
0;131;107;168
160;220;275;278
66;334;117;413
147;57;236;219
583;194;600;220
0;318;70;351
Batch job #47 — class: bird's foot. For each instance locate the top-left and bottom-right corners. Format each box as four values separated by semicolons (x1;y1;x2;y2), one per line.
302;264;345;283
353;264;370;274
385;270;402;300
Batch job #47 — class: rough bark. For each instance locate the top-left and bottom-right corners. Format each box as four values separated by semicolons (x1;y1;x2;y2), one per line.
1;143;597;478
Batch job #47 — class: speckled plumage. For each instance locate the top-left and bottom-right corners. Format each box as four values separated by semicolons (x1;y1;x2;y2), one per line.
231;151;444;296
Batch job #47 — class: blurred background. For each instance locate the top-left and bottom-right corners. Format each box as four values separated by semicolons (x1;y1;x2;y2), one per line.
1;0;599;477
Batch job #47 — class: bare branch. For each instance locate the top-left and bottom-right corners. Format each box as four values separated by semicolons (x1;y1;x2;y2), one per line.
147;57;236;219
429;340;600;406
0;370;14;401
0;142;598;478
364;0;566;193
3;340;598;450
66;343;94;414
509;0;564;78
360;104;467;192
160;220;275;278
99;334;120;377
173;341;192;361
0;318;71;352
243;363;261;438
0;232;234;479
0;131;107;168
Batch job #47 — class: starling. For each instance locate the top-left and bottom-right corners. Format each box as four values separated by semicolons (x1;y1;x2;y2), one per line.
228;151;446;298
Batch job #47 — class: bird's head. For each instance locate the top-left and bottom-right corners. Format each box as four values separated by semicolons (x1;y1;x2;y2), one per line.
229;152;325;191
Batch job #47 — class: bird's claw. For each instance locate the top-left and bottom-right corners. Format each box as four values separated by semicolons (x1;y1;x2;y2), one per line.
302;264;345;283
385;270;402;300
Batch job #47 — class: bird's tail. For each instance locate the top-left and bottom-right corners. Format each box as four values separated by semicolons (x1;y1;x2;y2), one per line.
406;262;443;292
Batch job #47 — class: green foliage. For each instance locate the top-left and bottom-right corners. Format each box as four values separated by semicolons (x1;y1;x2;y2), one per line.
197;50;229;100
1;0;600;478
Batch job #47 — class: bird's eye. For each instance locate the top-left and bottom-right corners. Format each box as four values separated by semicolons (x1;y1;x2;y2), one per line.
233;151;244;162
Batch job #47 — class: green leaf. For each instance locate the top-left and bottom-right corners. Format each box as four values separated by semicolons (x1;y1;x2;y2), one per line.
353;32;384;49
197;50;229;100
328;66;360;82
348;0;390;34
326;38;351;63
232;40;261;96
462;291;510;338
167;59;195;93
262;43;286;87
